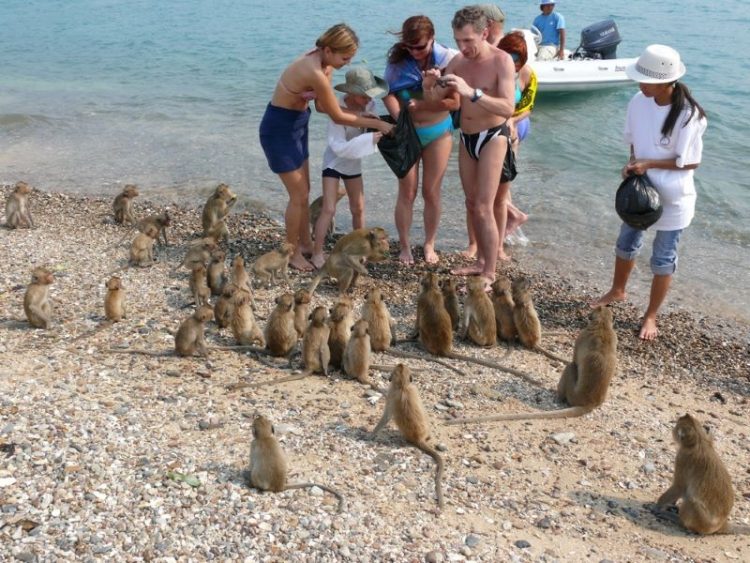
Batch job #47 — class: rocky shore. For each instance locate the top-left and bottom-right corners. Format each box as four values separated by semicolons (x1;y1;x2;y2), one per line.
1;187;748;562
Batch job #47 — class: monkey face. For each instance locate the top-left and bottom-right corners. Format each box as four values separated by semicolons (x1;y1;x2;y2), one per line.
211;250;226;262
280;242;295;256
31;268;54;285
674;414;702;447
15;181;31;194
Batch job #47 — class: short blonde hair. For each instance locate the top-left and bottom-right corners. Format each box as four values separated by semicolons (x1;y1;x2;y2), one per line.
316;23;359;54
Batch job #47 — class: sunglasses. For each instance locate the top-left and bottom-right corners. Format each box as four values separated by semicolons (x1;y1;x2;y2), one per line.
405;40;431;53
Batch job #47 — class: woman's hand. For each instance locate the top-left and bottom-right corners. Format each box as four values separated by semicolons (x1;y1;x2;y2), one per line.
421;67;441;89
624;158;650;177
376;121;395;135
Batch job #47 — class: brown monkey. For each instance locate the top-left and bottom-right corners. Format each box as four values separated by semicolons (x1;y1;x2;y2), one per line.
231;289;265;346
361;287;393;352
173;237;217;272
114;210;171;248
252;243;294;288
206;249;226;296
206;219;230;243
372;364;444;510
5;181;35;229
441;276;460;331
213;282;238;329
307;251;369;295
129;225;159;267
293;288;311;339
653;414;735;535
112;184;139;225
201;183;237;237
303;306;331;375
189;264;211;306
230;254;252;293
490;276;517;342
104;276;126;322
24;267;54;328
309;188;345;239
331;227;390;260
461;276;497;347
512;277;567;363
343;319;372;386
327;297;353;369
446;306;617;425
264;292;297;357
175;305;213;357
248;415;344;512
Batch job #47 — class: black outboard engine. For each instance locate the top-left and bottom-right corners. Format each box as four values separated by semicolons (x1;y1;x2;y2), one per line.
571;20;622;60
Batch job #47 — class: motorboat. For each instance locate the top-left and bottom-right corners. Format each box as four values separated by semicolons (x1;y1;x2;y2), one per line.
519;20;638;93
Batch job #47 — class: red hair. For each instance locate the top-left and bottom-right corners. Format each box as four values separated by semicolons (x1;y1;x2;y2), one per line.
498;31;528;67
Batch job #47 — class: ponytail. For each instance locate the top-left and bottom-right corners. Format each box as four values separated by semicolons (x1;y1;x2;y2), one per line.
661;82;706;137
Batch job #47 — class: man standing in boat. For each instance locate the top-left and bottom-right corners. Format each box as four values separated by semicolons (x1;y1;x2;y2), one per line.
533;0;566;61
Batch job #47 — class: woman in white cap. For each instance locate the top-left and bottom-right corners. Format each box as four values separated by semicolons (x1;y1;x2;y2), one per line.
310;68;388;268
591;44;707;340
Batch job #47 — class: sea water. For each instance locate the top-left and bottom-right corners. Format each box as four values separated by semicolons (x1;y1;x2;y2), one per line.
1;0;749;322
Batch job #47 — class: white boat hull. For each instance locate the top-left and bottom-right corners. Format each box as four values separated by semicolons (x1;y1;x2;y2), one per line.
530;58;637;92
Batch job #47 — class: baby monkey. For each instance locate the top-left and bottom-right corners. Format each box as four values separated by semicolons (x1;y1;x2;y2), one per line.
372;364;444;510
104;276;126;322
113;184;139;225
5;181;35;229
201;183;237;238
129;224;159;267
252;243;294;288
248;415;344;512
24;267;54;328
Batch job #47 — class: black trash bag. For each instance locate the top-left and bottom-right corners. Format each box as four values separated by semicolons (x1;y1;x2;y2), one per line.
377;109;421;179
615;173;663;230
500;140;517;183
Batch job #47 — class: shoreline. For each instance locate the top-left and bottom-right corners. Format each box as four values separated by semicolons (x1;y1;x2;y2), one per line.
1;187;748;561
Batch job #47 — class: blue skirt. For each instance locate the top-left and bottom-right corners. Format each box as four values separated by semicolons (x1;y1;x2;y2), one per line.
259;103;311;174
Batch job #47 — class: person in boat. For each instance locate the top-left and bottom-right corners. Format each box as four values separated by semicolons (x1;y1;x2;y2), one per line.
310;68;387;269
430;6;515;289
533;0;566;61
259;24;393;271
591;45;707;341
383;15;460;265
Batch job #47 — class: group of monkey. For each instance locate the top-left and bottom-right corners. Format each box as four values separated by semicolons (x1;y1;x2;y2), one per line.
5;180;743;534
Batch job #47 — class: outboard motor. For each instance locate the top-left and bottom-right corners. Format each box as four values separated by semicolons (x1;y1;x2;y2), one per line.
571;20;622;60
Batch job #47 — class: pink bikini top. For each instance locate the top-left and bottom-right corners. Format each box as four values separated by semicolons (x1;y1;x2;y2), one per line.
279;79;317;102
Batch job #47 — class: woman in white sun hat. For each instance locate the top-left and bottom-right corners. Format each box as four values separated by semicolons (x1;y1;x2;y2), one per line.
591;44;707;341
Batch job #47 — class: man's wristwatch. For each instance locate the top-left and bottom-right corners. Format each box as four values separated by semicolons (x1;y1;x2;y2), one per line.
470;88;483;103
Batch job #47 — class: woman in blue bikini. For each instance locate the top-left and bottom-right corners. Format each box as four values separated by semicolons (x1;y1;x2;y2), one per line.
259;24;393;271
383;16;460;264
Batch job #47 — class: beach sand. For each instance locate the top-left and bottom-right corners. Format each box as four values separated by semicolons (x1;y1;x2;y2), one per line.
1;186;748;561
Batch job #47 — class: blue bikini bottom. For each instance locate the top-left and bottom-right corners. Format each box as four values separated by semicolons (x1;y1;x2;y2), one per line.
414;115;453;148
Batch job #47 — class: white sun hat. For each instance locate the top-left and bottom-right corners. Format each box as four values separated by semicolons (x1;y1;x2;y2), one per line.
626;44;686;84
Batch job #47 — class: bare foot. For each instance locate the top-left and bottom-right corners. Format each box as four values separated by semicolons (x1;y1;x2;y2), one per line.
423;244;439;264
399;247;414;265
289;254;314;272
639;316;658;340
497;250;511;262
452;261;484;276
299;245;313;258
461;244;477;259
506;210;528;237
310;253;327;270
590;289;626;308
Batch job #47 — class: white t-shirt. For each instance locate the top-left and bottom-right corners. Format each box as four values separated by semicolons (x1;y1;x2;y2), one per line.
624;91;707;231
322;98;379;176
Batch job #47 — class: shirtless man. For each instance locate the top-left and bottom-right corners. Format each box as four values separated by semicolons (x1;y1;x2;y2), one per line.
426;7;515;288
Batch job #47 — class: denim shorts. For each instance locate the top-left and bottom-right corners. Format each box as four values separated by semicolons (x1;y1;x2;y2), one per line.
615;223;684;276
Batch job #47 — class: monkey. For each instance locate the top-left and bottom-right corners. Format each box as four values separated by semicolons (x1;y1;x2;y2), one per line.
252;243;294;288
5;181;35;229
175;305;213;357
652;414;737;535
206;249;226;296
213;282;239;329
104;276;126;322
230;254;253;293
129;225;159;267
309;187;345;240
248;415;344;512
189;264;211;307
441;276;460;331
512;277;568;363
490;276;517;342
112;184;139;225
461;276;497;347
230;288;265;347
303;306;331;375
371;364;444;510
173;237;217;272
331;227;390;260
201;183;237;237
293;288;311;339
206;219;230;244
23;267;54;328
307;251;368;295
343;319;373;386
327;297;353;370
446;306;617;425
264;292;297;357
361;287;394;352
113;210;171;248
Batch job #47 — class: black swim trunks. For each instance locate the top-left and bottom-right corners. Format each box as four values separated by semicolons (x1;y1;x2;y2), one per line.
459;122;510;161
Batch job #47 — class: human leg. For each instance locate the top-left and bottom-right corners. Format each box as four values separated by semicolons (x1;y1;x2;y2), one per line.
452;146;484;275
344;176;365;230
297;159;314;256
394;162;420;264
278;165;314;271
420;133;452;264
462;212;478;258
311;175;342;269
590;223;644;307
640;229;683;340
493;181;511;261
473;134;507;284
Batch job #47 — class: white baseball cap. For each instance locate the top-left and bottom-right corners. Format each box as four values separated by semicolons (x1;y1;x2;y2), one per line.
626;44;686;84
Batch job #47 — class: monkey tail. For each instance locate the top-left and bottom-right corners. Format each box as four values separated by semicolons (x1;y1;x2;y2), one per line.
444;405;594;425
105;348;170;357
384;349;466;376
413;443;445;510
285;483;345;513
306;272;324;295
535;346;569;364
227;372;311;391
448;352;542;386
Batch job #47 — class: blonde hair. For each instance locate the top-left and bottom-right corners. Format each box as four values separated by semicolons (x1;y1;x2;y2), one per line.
316;23;359;54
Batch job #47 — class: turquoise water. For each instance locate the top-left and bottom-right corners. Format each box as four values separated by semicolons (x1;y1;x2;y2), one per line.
2;0;749;322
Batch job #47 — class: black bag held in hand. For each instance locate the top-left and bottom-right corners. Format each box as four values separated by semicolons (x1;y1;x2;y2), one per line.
615;173;663;230
377;109;421;179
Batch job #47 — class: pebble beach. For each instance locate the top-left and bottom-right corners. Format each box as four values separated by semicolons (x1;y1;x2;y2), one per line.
1;186;749;562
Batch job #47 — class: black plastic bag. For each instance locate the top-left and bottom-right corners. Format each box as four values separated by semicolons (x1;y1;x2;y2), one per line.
615;173;663;230
377;110;421;179
500;140;517;183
